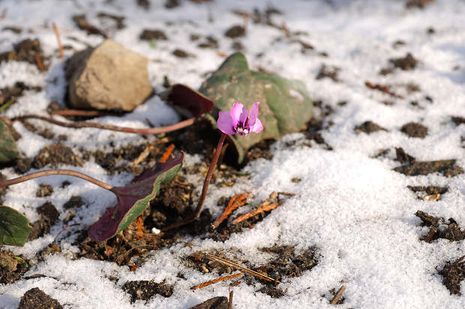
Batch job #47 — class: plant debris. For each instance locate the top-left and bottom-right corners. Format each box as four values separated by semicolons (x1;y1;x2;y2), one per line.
72;14;107;37
122;280;174;303
415;211;465;242
0;251;29;284
439;256;465;295
408;186;448;201
394;160;463;177
0;39;48;71
189;296;229;309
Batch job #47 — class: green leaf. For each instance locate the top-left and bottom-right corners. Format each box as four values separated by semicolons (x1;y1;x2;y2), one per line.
0;118;19;163
0;206;32;246
199;52;313;163
88;153;183;241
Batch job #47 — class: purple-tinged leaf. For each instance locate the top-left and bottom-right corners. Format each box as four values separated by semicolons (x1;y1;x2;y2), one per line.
88;153;183;241
166;84;213;118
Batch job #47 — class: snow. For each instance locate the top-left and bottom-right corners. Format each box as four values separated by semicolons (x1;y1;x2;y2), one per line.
1;0;465;308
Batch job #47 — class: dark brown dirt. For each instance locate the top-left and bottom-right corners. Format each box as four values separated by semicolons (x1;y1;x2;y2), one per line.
0;251;29;284
165;0;180;9
439;256;465;295
140;29;168;41
390;53;418;70
186;245;318;298
21;120;58;140
63;196;84;209
400;122;428;138
256;245;319;282
97;12;126;30
197;36;219;49
316;64;340;82
189;296;228;309
451;116;465;126
35;184;54;197
172;49;191;58
28;202;59;240
406;0;435;9
18;287;63;309
0;39;48;71
224;25;246;39
122;280;174;303
354;121;387;134
415;211;465;242
72;14;107;38
32;144;82;169
408;185;448;201
394;160;463;177
0;82;41;112
395;147;416;164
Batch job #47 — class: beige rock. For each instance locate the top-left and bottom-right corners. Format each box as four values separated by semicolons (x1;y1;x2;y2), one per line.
67;39;152;111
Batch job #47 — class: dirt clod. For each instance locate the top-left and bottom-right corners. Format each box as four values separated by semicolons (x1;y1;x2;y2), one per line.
0;39;47;71
0;251;29;284
224;25;246;38
18;287;63;309
189;296;228;309
415;210;465;242
395;147;416;164
140;29;168;41
72;14;107;37
439;256;465;295
316;64;340;82
400;122;428;138
28;202;59;240
354;121;387;134
63;196;84;209
32;144;82;169
122;280;174;303
394;160;463;177
36;184;54;197
390;53;418;70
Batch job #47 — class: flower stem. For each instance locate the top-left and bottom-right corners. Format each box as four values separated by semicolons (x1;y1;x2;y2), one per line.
0;169;114;191
11;114;195;135
163;133;226;231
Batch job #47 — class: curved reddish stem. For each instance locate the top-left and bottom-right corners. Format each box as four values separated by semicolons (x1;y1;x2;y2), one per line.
0;169;114;191
11;114;195;135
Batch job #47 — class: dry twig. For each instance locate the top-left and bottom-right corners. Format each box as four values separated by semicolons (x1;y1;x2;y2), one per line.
330;285;346;305
204;253;277;284
191;273;243;290
52;22;64;59
232;201;278;225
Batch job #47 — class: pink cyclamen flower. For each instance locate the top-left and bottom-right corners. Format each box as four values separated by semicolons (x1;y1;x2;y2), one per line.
217;101;264;136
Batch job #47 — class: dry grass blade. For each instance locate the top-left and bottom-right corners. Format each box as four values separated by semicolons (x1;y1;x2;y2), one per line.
211;193;251;229
232;201;278;225
52;22;64;59
131;144;155;167
191;272;243;290
330;285;346;305
204;253;278;284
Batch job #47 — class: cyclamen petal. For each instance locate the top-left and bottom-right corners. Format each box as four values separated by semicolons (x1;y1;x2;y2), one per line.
248;102;260;127
217;111;236;135
250;118;264;133
230;102;245;127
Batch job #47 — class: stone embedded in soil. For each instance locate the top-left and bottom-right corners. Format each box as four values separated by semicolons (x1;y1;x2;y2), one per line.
189;296;228;309
354;121;387;134
18;287;63;309
140;29;168;41
438;256;465;295
400;122;428;138
122;280;174;303
66;39;152;112
415;210;465;242
393;159;463;177
224;25;246;38
32;144;82;169
0;251;29;284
